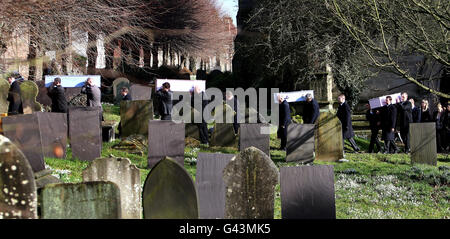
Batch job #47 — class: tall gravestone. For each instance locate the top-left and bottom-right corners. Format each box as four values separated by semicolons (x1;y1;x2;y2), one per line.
410;123;437;166
196;153;235;219
1;114;45;172
40;182;121;219
120;100;153;137
142;157;198;219
19;80;42;114
148;120;185;168
68;107;102;161
286;124;315;163
280;165;336;219
36;80;52;107
0;79;9;114
113;78;130;104
210;123;238;148
239;124;270;156
36;112;68;159
315;112;344;162
0;135;38;219
129;84;152;101
82;157;142;219
223;147;279;219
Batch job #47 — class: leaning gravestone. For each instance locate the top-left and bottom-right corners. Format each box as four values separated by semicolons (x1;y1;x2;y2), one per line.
142;157;198;219
286;124;315;163
0;79;9;113
40;182;121;219
223;147;279;219
1;114;45;172
0;135;38;219
148;120;185;168
280;165;336;219
315;112;344;162
19;80;42;114
120;100;153;137
113;77;130;104
36;112;68;159
129;84;152;101
410;123;437;166
68;107;102;161
82;157;142;219
239;124;270;156
196;153;235;219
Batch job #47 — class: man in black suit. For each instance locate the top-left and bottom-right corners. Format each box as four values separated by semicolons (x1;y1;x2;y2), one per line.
155;82;173;120
303;93;320;124
191;85;209;145
382;96;399;154
337;94;360;152
397;92;413;153
48;77;68;113
277;94;292;151
120;87;132;101
6;74;23;115
410;98;421;123
366;103;383;153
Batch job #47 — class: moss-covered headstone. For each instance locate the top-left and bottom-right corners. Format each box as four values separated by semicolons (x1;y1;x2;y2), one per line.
120;100;153;137
410;123;437;166
314;112;344;162
19;80;42;114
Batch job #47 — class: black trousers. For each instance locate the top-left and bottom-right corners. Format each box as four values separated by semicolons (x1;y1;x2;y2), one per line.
278;122;290;150
344;137;360;152
197;122;209;145
368;130;382;153
400;127;410;152
161;114;172;120
384;140;398;153
436;129;445;152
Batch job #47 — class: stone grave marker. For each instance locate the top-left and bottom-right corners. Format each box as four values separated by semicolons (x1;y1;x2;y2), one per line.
142;157;198;219
0;79;9;114
280;165;336;219
2;114;45;172
315;112;344;162
185;123;200;140
34;169;62;190
35;80;52;107
82;157;142;219
0;135;38;219
36;112;68;159
19;80;42;114
239;124;270;156
68;107;102;161
120;100;153;137
113;77;130;104
130;84;152;101
65;88;83;103
286;124;315;163
148;120;185;168
196;153;235;219
223;147;279;219
40;181;121;219
210;123;238;148
410;123;437;166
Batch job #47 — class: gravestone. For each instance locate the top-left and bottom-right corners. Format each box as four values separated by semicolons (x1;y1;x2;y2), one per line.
36;112;68;159
129;84;152;101
19;80;42;114
113;78;130;104
223;147;279;219
0;79;9;113
210;123;238;148
286;124;315;163
120;100;153;137
2;114;45;172
142;157;198;219
40;182;121;219
34;169;62;190
410;123;437;166
35;80;52;107
82;157;142;219
280;165;336;219
0;135;38;219
315;112;344;162
148;120;185;168
196;153;235;219
65;88;83;103
239;124;270;156
68;107;102;161
185;123;200;140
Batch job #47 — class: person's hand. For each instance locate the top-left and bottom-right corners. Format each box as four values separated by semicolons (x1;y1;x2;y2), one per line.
391;128;395;132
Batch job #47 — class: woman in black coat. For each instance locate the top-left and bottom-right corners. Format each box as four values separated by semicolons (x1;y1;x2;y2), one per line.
434;103;446;153
336;94;360;152
381;96;399;154
420;99;432;122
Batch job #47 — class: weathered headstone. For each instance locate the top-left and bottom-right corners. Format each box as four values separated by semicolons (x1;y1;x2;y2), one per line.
2;114;45;172
129;84;152;101
82;157;142;219
40;182;121;219
36;112;68;159
315;112;344;162
68;107;102;161
280;165;336;219
0;79;9;114
142;157;198;219
410;123;437;166
223;147;279;219
19;80;42;114
196;153;235;219
239;124;270;156
210;123;238;148
34;169;62;190
185;123;200;140
286;124;315;163
148;120;185;168
0;135;38;219
35;80;52;107
65;88;83;103
113;77;130;104
120;100;153;137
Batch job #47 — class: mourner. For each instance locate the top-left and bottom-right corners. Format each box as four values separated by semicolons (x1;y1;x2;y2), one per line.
155;82;173;120
434;103;446;153
410;98;421;123
302;93;320;124
120;87;132;101
420;99;432;122
382;96;399;154
191;85;209;145
337;94;360;153
6;74;23;115
397;92;413;153
48;77;68;113
225;90;240;134
365;103;383;153
277;94;292;151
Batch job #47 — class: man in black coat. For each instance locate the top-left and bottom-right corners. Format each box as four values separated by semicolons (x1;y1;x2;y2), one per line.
155;82;173;120
365;103;383;153
397;92;413;153
382;96;399;154
303;93;320;124
337;94;360;152
120;87;132;101
410;98;421;123
277;94;292;151
191;86;209;145
6;74;23;115
48;77;68;113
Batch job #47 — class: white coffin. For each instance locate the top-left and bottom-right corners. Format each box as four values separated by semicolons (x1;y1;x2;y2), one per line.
156;79;206;92
369;93;402;109
273;90;314;103
45;75;101;88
